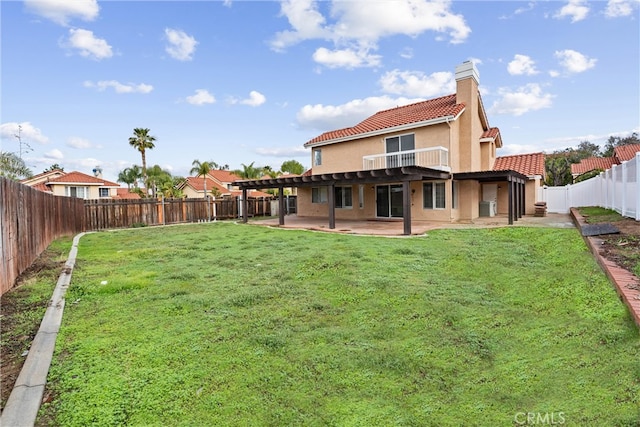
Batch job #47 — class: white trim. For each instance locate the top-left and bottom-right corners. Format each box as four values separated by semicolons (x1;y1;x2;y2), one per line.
304;110;464;149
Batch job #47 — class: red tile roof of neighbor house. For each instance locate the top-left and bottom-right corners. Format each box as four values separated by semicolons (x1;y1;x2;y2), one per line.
31;182;52;193
571;157;619;175
183;176;228;194
19;169;65;184
493;152;546;177
113;188;141;199
304;94;466;146
614;143;640;162
208;169;241;183
46;171;120;187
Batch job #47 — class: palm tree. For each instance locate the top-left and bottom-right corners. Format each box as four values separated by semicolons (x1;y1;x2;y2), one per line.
128;128;156;194
117;165;142;189
190;160;213;220
233;161;262;180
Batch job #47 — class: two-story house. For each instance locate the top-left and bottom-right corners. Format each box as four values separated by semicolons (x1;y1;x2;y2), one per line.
236;61;533;234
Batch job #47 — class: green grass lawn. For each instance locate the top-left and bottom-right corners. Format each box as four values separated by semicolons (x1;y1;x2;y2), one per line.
39;223;639;426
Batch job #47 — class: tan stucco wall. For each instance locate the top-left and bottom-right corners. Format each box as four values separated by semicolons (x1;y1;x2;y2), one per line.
310;123;453;175
492;178;541;216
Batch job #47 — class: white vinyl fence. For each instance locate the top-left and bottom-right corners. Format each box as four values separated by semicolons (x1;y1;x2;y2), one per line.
538;152;639;220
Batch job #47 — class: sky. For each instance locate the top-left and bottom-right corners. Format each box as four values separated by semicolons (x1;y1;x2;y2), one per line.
1;0;639;184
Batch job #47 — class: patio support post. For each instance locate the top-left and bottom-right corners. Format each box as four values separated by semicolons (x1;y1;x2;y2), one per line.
278;187;285;226
519;180;525;218
242;188;248;223
513;178;520;221
402;180;412;235
328;184;336;229
507;178;514;225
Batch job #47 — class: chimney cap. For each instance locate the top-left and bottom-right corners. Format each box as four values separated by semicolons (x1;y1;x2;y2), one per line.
455;61;479;84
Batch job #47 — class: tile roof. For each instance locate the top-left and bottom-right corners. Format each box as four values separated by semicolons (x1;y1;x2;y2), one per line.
493;152;545;177
20;169;65;185
113;188;141;199
46;171;120;187
208;169;241;183
481;128;499;139
614;143;640;162
571;157;618;175
183;176;228;194
304;94;465;146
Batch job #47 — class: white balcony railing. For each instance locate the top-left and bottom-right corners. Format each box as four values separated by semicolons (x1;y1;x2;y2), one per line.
362;146;450;171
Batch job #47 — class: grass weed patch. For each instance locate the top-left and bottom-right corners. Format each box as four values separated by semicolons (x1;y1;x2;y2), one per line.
40;223;639;426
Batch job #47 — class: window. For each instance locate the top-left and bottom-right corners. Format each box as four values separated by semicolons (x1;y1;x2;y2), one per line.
65;186;87;199
386;133;415;167
423;181;446;209
358;185;364;209
313;149;322;166
312;187;327;203
99;188;110;198
335;186;352;209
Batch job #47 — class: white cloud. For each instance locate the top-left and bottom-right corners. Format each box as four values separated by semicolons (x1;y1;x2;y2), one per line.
0;122;49;144
67;137;93;149
255;146;308;157
240;91;266;107
554;49;597;74
605;0;637;17
186;89;216;106
164;28;198;61
554;0;589;22
84;80;153;94
296;95;424;131
489;84;554;116
25;0;99;26
45;149;64;160
312;47;381;69
379;69;455;97
271;0;470;69
64;28;113;60
507;54;538;76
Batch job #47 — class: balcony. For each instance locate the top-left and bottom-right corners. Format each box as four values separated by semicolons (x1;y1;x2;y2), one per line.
362;146;450;171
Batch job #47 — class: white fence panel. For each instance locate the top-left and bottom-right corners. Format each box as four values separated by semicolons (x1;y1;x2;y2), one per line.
538;152;639;220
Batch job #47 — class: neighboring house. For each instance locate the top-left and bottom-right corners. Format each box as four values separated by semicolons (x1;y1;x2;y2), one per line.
236;61;532;233
179;171;271;198
115;188;141;199
493;152;546;215
21;170;121;199
571;157;618;182
570;144;640;182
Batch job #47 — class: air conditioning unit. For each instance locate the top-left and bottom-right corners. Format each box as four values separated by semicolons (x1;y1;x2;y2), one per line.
479;201;496;217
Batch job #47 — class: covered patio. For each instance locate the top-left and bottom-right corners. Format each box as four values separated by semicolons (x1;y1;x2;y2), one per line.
235;167;529;235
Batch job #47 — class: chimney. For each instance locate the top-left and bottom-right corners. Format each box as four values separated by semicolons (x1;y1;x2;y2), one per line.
455;61;479;106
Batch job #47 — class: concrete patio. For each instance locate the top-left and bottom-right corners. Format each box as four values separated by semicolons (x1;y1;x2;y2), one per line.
249;213;575;236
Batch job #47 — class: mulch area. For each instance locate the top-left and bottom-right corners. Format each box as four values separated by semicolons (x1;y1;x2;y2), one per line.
594;218;640;275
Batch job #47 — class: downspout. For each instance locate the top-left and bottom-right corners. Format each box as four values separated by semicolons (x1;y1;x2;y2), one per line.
445;116;454;223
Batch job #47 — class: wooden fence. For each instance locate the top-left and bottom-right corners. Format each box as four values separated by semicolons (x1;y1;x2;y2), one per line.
1;177;85;294
85;197;273;230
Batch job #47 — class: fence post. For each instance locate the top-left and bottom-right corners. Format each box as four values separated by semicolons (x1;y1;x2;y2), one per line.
636;152;640;221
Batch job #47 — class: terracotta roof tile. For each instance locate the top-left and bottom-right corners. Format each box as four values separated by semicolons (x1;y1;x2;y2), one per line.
493;152;545;177
481;128;499;139
571;157;618;175
304;94;465;146
113;188;141;199
208;170;241;183
183;176;228;194
614;143;640;162
47;171;119;187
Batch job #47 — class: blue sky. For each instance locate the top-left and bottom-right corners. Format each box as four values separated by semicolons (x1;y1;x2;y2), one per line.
1;0;638;183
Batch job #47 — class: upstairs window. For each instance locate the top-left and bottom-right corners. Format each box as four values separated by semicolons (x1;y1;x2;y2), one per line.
386;133;415;167
65;186;88;199
99;188;110;198
313;149;322;166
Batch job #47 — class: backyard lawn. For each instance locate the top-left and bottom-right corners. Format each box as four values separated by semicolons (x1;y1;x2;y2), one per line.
36;222;639;426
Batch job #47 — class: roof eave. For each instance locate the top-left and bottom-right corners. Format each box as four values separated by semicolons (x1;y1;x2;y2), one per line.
304;110;463;149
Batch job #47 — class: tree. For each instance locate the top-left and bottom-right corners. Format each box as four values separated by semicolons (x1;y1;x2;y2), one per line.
575;141;601;159
117;165;142;189
233;161;262;179
280;159;304;175
128;128;156;194
0;151;33;180
544;155;572;186
44;163;64;172
262;165;280;178
145;165;172;198
190;160;213;199
602;132;640;157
